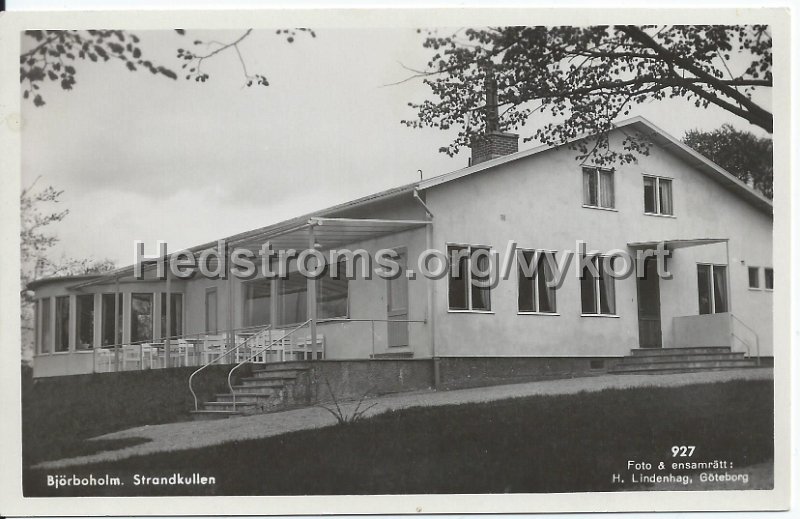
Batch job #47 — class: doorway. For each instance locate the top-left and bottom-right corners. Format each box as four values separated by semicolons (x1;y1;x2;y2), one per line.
636;256;662;348
387;249;409;348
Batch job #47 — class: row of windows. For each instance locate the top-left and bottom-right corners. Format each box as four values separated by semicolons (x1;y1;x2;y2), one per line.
447;247;619;317
582;166;674;216
36;292;183;354
447;247;746;318
748;266;774;290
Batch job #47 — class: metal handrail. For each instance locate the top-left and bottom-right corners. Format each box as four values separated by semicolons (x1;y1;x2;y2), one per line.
227;319;312;411
730;313;761;366
189;324;272;411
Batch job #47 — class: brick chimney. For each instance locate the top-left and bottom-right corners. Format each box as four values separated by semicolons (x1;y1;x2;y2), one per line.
470;65;519;166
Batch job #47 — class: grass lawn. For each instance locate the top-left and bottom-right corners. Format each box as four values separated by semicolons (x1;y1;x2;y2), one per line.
23;378;773;496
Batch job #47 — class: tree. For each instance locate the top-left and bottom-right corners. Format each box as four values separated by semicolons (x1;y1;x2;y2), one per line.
683;125;772;199
20;178;116;364
20;28;315;106
403;25;772;165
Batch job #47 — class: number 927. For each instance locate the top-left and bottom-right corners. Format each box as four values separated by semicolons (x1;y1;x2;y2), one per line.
671;445;695;457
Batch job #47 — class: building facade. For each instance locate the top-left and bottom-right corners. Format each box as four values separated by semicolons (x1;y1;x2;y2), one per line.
28;117;773;378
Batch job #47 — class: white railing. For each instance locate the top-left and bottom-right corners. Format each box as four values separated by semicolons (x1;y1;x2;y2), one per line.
227;319;313;411
91;324;274;373
316;317;427;357
730;313;761;366
188;325;273;411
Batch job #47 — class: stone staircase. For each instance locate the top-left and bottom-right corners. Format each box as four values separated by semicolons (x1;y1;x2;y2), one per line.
609;346;759;375
190;362;311;420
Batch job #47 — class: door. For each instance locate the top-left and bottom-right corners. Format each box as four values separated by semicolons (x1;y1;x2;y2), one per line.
387;249;409;348
636;256;662;348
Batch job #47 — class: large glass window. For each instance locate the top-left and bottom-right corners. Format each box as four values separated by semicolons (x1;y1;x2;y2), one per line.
205;288;218;334
697;264;728;314
580;256;616;316
275;263;349;325
243;279;271;328
160;293;184;339
644;175;674;216
54;296;70;352
75;294;94;350
101;293;122;346
318;261;349;319
130;293;154;343
448;245;492;311
583;167;614;209
517;250;557;313
39;298;51;354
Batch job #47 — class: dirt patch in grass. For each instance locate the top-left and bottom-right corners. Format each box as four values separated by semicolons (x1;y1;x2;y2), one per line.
23;379;773;496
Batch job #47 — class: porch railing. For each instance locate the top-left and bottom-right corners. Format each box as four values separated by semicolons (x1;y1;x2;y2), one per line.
227;319;313;411
188;325;273;411
90;324;274;374
730;313;761;366
316;317;427;357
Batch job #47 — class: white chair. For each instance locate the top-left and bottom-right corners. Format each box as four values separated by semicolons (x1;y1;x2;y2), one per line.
286;334;325;361
201;334;227;364
122;344;146;371
94;348;115;373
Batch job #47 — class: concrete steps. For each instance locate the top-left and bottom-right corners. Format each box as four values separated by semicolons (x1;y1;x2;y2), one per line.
191;363;311;420
610;346;758;375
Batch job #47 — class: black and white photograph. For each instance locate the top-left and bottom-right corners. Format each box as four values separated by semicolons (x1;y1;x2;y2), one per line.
0;6;791;516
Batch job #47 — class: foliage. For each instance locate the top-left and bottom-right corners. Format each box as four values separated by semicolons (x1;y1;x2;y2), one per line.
19;177;116;362
20;28;315;106
317;376;377;425
404;25;772;165
683;124;773;198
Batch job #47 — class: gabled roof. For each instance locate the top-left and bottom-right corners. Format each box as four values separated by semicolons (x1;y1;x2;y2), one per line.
417;116;773;215
41;116;771;291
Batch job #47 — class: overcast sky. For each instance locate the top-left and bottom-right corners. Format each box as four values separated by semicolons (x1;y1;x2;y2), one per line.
21;28;772;268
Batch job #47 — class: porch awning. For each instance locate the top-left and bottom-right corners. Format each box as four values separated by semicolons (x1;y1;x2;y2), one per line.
68;217;430;289
627;238;728;251
231;217;430;251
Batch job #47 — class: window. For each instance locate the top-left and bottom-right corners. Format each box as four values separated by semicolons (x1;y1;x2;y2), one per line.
160;293;184;339
765;268;774;290
697;264;728;314
517;250;557;313
643;175;674;216
75;294;94;350
205;288;218;334
583;167;614;209
448;245;492;311
318;261;349;320
130;293;154;343
243;279;271;328
275;263;350;325
748;267;760;289
54;296;70;352
580;256;617;316
38;298;51;354
101;293;122;346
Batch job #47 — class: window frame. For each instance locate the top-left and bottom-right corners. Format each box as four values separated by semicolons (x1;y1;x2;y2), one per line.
697;263;729;314
580;255;619;318
53;295;70;353
748;266;761;290
643;174;675;217
764;267;774;291
446;243;494;313
205;287;218;334
582;166;616;210
516;248;559;315
37;297;52;355
75;293;95;351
